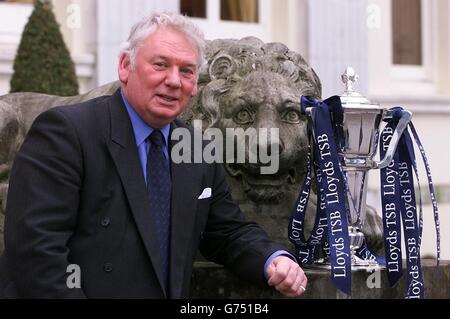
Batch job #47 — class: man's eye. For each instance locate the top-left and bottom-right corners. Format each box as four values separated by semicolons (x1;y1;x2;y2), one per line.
181;68;194;73
234;109;254;125
153;62;166;69
181;68;194;74
282;110;301;124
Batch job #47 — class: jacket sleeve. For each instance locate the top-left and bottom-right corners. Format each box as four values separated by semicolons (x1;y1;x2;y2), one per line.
3;108;86;298
199;161;288;286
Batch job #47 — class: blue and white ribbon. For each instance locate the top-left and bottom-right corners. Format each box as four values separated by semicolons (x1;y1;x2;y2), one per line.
289;98;440;299
289;96;352;296
379;107;440;299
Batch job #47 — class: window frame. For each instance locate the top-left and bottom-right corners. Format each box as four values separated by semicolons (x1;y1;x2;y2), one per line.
390;0;433;83
368;0;436;96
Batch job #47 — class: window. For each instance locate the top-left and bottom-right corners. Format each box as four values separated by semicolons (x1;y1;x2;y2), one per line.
390;0;432;84
221;0;258;23
180;0;269;42
180;0;206;18
181;0;258;23
368;0;436;96
392;0;422;65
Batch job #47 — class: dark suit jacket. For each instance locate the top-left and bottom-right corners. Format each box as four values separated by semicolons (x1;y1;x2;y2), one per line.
0;89;286;298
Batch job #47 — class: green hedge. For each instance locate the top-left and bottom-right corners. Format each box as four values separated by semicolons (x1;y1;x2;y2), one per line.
10;0;79;96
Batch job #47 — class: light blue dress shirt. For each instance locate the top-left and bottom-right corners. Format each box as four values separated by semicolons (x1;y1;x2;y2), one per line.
121;89;170;184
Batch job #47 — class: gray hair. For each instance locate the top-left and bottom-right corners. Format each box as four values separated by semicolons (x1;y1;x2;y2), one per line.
119;12;206;70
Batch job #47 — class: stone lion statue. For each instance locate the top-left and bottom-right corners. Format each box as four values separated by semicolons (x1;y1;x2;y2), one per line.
184;37;321;201
0;37;382;256
181;37;323;246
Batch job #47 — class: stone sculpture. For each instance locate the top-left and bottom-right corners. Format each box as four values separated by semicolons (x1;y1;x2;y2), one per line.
181;37;322;247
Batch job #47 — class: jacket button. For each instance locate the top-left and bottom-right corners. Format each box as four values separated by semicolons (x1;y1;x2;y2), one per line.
101;217;110;227
103;263;113;272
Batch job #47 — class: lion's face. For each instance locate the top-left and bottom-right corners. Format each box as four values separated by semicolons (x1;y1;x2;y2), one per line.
182;37;321;204
217;71;310;203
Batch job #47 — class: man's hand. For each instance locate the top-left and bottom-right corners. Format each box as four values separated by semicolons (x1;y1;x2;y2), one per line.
266;256;307;297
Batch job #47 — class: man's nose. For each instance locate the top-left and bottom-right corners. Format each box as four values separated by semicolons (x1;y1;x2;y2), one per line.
165;68;181;88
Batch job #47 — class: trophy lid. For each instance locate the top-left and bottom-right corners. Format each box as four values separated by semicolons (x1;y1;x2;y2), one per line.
339;67;380;108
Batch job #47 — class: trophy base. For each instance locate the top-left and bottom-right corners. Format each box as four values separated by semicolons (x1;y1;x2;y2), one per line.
304;258;332;270
350;254;385;271
304;255;384;272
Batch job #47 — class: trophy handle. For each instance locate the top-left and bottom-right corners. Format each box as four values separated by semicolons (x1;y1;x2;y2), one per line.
374;110;412;169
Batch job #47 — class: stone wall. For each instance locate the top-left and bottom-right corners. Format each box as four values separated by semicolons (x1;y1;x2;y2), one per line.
191;260;450;299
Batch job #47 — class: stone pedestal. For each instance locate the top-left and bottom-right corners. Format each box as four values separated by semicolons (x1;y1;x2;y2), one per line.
190;259;450;299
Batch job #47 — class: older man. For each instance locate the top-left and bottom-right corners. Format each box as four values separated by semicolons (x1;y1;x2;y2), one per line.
0;12;306;298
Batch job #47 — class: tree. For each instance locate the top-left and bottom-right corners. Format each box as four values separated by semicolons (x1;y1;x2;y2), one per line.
9;0;79;96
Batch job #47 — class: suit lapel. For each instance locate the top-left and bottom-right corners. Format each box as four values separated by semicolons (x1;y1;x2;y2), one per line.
105;90;168;296
169;121;198;298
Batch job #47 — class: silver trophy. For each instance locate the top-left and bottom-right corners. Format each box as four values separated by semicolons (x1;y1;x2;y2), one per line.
306;67;412;269
339;67;411;268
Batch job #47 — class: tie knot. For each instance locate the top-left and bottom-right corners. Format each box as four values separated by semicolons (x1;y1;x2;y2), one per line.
149;130;164;147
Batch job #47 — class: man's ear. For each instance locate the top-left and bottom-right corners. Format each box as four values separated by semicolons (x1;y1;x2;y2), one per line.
118;54;131;83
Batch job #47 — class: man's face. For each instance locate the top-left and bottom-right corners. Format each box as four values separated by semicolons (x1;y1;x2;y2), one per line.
119;27;199;128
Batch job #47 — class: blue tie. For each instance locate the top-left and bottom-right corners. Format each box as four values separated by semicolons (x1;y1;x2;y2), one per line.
146;130;171;290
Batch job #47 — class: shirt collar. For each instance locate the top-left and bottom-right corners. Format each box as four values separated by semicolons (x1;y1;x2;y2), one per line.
120;89;170;147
